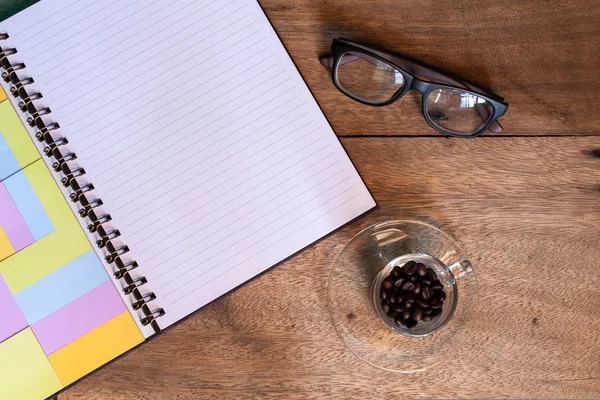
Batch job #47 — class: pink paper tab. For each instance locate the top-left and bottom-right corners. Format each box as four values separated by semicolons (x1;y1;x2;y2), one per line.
31;280;126;355
0;182;34;251
0;275;28;342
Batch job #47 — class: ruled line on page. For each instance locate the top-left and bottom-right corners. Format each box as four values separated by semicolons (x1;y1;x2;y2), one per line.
166;194;361;306
125;122;323;245
161;186;358;296
141;166;346;262
43;0;226;92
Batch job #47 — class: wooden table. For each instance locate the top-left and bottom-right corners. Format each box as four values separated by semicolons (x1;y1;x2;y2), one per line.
4;0;600;398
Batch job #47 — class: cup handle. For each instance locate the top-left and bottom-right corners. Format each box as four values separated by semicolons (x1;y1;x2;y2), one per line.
447;259;473;280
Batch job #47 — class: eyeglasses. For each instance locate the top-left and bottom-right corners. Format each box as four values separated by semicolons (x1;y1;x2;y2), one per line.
320;38;508;138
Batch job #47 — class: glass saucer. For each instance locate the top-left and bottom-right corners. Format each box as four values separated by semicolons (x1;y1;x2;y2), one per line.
327;220;479;373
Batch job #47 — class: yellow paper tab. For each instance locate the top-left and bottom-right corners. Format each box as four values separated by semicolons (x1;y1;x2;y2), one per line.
0;159;92;292
0;328;63;400
49;311;143;386
0;225;15;261
0;100;39;168
0;86;6;103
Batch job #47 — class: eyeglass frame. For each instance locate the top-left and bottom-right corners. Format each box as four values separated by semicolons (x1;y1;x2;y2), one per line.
320;38;509;138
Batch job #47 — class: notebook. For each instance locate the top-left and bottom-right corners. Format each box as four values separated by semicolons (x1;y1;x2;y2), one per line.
0;0;375;398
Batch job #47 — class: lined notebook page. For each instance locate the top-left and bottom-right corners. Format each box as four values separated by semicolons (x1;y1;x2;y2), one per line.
1;0;375;328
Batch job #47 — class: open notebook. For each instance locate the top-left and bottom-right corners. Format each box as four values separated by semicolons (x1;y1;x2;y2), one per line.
0;0;375;398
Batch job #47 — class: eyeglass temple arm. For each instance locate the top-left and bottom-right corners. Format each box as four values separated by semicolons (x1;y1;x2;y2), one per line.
320;48;503;133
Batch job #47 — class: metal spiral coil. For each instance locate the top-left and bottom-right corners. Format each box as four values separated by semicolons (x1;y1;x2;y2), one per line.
0;34;164;333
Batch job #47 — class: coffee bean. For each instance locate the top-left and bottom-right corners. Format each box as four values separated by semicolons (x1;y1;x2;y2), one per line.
419;278;432;286
432;283;444;291
380;289;388;302
426;268;437;280
404;292;415;304
421;286;433;300
438;291;447;301
430;301;443;309
404;262;418;275
423;307;433;315
422;315;432;322
409;274;419;282
401;281;415;292
404;300;413;309
391;266;402;278
413;281;421;295
388;293;397;304
382;278;393;290
382;302;390;313
394;315;404;326
397;292;405;303
402;309;412;320
405;319;417;329
393;277;404;289
417;263;427;276
392;304;405;313
412;305;423;321
430;308;442;318
415;297;429;308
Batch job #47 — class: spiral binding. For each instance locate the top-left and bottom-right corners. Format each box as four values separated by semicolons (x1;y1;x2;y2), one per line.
0;33;165;333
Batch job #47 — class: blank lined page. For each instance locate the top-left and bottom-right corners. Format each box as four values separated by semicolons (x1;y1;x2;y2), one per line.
1;0;375;327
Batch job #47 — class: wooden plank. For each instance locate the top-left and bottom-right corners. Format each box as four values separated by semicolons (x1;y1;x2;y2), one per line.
61;137;600;399
259;0;600;136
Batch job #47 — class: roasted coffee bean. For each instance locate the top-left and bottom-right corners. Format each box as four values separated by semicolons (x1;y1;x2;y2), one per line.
421;286;433;300
391;266;402;278
426;268;437;280
411;305;423;322
393;277;404;289
430;301;443;309
396;292;405;303
430;308;442;318
432;283;444;291
380;289;389;302
405;319;417;329
394;315;404;326
419;277;432;286
438;291;447;301
412;281;421;295
401;282;415;292
382;277;393;290
392;304;405;314
388;293;397;304
382;302;390;313
422;315;432;322
404;262;418;275
404;292;415;304
417;263;427;276
415;297;429;308
423;307;433;315
402;309;412;321
404;300;413;309
409;274;419;282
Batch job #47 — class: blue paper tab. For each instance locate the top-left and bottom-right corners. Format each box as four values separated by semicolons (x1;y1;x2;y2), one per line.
3;169;54;240
14;250;109;324
0;132;21;181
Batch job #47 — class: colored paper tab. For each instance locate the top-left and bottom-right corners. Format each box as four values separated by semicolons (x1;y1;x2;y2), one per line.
0;100;39;170
0;328;63;400
32;280;127;355
0;180;34;252
0;131;21;181
0;225;15;261
15;249;109;325
4;168;54;240
0;159;92;293
48;311;144;386
0;275;28;342
0;86;6;103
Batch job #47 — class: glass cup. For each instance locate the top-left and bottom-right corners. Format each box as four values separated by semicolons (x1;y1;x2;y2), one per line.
327;220;478;372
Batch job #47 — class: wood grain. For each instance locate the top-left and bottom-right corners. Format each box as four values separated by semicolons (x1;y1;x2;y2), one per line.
260;0;600;136
60;137;600;399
